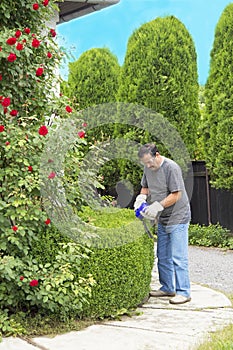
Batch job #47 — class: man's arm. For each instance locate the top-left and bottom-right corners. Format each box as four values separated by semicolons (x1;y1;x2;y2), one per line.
160;191;181;208
140;187;149;195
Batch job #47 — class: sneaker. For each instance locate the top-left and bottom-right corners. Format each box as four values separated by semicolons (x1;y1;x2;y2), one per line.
169;295;191;304
150;290;176;297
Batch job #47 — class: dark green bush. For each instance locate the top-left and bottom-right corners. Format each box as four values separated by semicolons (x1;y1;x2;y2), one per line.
189;223;233;249
32;207;155;319
118;15;200;159
66;47;120;109
77;207;154;318
203;3;233;190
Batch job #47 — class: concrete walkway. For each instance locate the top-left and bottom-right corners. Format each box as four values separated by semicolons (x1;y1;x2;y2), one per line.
1;278;233;350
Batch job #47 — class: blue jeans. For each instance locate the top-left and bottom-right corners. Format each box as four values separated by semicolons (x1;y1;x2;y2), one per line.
157;223;191;297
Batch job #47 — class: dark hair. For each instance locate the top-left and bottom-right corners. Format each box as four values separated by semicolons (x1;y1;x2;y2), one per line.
138;143;159;159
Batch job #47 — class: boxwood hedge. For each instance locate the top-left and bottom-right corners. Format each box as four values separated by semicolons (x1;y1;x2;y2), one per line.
32;207;155;319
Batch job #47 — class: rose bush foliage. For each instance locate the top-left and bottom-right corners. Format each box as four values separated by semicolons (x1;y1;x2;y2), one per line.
0;0;94;330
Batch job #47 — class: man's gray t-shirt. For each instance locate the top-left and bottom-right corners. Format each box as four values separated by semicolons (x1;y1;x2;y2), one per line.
141;157;191;225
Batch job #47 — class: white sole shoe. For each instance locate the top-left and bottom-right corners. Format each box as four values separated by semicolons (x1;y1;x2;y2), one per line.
169;295;191;304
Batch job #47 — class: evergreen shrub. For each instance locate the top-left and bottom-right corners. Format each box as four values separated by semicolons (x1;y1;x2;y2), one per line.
32;207;155;319
203;3;233;190
78;207;155;318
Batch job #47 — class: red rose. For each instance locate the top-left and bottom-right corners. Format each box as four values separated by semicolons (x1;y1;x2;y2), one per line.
33;3;39;10
6;37;17;45
29;279;39;287
0;125;5;132
36;67;44;76
47;52;52;58
78;131;85;138
65;105;72;113
16;43;24;51
28;166;33;172
5;141;10;146
48;172;56;179
0;74;2;81
1;97;11;107
12;226;18;231
7;53;17;62
32;38;40;48
42;0;49;6
82;122;87;127
0;47;2;51
45;218;51;225
20;276;24;281
38;125;48;136
10;109;18;116
15;30;22;38
24;28;31;34
50;29;56;37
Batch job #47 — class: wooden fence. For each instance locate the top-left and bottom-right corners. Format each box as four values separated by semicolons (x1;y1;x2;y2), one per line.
188;161;233;232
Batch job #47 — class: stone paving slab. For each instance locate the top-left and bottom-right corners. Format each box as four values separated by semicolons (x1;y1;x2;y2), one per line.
33;325;201;350
1;284;233;350
32;283;233;350
0;337;38;350
33;306;233;350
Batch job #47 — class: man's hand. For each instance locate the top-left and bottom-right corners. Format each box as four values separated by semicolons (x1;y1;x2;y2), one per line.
142;201;164;219
133;194;147;210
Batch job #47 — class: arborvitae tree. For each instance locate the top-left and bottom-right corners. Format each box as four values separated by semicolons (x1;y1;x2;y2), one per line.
67;48;120;109
117;16;200;159
203;4;233;190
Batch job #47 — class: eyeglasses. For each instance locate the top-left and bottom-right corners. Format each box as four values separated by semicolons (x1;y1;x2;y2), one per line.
140;157;155;166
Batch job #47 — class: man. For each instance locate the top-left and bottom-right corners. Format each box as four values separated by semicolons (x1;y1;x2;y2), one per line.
134;143;191;304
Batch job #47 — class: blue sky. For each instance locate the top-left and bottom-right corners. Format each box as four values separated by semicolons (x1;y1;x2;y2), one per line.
57;0;232;85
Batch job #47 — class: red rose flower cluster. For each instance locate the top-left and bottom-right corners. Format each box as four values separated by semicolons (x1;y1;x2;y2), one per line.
36;67;44;76
48;171;56;179
29;279;39;287
32;38;41;48
2;17;56;89
50;29;56;38
19;276;39;287
32;3;39;10
66;105;72;113
38;125;48;136
43;0;50;6
78;131;86;138
0;96;18;117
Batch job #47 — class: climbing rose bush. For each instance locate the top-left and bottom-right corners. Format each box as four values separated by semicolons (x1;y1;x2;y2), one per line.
0;0;94;325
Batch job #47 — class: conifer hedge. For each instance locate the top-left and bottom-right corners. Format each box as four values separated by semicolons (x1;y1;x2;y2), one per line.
67;48;120;109
118;16;200;159
203;4;233;190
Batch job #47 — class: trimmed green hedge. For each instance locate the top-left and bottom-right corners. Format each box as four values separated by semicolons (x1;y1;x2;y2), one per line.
78;207;154;318
32;207;155;319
